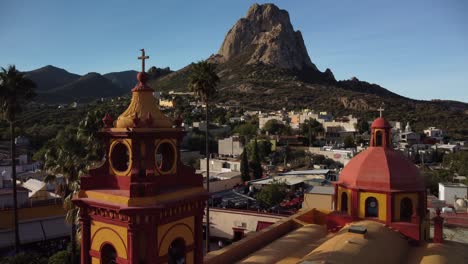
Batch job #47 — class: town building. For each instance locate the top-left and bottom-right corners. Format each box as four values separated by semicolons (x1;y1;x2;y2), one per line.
397;122;421;147
199;158;240;173
302;185;335;210
438;182;467;204
203;116;465;264
218;136;244;157
424;126;444;141
208;208;285;241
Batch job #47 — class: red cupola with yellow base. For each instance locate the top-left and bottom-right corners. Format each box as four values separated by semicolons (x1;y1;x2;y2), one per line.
73;50;207;264
328;112;429;241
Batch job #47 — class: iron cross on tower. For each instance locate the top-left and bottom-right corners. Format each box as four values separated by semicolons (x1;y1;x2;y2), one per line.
138;49;149;72
377;106;385;118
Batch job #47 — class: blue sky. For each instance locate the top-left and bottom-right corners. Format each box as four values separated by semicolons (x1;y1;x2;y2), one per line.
1;0;467;102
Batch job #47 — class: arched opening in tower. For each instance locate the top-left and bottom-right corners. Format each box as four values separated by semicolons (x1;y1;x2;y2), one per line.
365;197;379;218
375;131;383;146
101;243;117;264
168;237;186;264
400;197;413;222
341;192;348;213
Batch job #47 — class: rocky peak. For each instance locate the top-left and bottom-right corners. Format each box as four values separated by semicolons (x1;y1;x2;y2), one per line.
218;3;317;71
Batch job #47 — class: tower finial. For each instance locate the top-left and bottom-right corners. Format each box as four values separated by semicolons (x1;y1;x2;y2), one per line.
377;104;385;118
138;49;149;72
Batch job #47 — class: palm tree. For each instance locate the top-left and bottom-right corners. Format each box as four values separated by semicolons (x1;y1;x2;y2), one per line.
0;65;36;253
43;128;86;264
42;111;104;264
187;60;219;253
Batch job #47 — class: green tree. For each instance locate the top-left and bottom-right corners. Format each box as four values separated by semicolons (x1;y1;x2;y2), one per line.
443;151;468;176
39;111;103;264
263;119;291;135
343;135;356;148
48;251;69;264
0;65;36;253
250;138;263;179
356;119;370;134
232;122;258;140
246;139;272;162
240;149;250;182
301;118;324;146
0;252;46;264
255;180;288;208
187;60;219;253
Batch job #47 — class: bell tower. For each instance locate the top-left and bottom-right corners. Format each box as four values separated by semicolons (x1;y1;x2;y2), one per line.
74;50;207;264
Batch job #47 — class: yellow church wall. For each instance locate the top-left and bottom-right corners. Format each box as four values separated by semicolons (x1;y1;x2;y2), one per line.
90;220;128;260
394;193;419;221
157;216;194;263
78;187;204;207
358;192;387;221
337;186;351;214
91;257;99;264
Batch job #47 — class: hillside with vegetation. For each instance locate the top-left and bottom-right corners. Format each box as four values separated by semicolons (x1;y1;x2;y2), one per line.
150;3;468;139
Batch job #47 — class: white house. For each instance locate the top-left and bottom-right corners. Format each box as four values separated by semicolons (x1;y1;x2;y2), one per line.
218;136;244;157
438;182;468;204
424;127;444;140
200;158;241;173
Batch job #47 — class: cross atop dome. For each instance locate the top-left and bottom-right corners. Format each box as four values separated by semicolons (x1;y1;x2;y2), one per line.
138;48;149;72
377;106;385;118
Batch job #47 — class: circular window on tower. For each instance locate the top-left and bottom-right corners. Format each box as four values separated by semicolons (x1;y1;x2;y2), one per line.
155;140;177;174
110;140;132;175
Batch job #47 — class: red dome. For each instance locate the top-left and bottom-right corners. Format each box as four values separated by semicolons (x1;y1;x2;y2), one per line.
371;117;391;129
338;147;424;191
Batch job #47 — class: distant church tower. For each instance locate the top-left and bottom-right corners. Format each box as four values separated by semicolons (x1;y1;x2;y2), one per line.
74;50;207;264
329;111;429;241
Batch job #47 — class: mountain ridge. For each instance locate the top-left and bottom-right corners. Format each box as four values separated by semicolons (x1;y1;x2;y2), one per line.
150;3;468;138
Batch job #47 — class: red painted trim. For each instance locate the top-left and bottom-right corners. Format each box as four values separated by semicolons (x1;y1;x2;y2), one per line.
89;249;100;258
90;215;128;227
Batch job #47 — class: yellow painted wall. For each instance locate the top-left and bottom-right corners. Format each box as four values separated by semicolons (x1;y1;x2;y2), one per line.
337;186;351;215
91;257;99;264
358;192;387;221
394;193;418;221
79;187;204;207
157;216;194;264
90;220;128;261
0;204;65;229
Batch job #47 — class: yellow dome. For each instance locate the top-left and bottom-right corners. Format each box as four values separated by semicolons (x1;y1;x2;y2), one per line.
115;72;172;128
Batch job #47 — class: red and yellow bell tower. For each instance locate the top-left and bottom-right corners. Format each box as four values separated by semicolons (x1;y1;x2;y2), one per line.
74;50;207;264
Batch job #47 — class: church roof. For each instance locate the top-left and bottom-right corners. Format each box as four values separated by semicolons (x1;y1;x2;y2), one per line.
338;147;425;191
371;117;392;129
114;50;172;129
300;221;410;264
338;116;424;192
